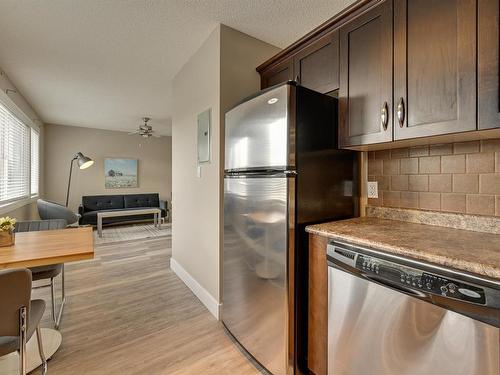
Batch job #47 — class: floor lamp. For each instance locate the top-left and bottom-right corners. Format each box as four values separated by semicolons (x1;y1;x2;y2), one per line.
66;152;94;207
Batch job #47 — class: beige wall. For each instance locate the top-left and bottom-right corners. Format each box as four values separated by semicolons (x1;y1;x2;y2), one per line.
4;203;40;221
172;26;222;303
44;123;172;212
0;70;44;220
171;24;279;308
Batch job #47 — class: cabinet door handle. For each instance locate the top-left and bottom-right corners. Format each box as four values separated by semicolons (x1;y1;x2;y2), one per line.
381;101;389;131
397;97;405;128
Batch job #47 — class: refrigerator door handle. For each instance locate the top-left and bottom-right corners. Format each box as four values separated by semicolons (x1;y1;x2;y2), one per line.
225;170;296;178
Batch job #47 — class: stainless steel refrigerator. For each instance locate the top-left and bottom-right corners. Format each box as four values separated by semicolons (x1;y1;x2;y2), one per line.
222;82;357;375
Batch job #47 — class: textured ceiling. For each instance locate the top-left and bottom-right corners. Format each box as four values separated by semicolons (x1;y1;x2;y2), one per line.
0;0;355;135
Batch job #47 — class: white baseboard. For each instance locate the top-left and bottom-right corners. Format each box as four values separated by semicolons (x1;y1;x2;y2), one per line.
170;258;221;320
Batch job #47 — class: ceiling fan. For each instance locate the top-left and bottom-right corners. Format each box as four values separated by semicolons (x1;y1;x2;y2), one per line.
128;117;161;138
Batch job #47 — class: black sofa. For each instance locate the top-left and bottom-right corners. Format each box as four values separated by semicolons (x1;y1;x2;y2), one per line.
79;193;168;226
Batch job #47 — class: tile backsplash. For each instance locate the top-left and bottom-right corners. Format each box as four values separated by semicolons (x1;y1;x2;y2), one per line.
367;139;500;217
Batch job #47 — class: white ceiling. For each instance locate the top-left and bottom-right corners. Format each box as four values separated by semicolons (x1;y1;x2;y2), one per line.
0;0;355;136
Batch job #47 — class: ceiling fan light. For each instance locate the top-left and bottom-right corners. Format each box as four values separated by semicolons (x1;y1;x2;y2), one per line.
130;117;155;138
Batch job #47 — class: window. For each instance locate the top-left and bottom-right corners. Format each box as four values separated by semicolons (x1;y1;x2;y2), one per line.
31;128;40;196
0;101;39;206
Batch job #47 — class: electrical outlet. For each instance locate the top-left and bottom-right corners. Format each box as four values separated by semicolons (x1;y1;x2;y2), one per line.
367;181;378;199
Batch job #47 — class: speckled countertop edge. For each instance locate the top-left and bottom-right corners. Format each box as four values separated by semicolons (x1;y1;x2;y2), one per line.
366;206;500;234
306;218;500;283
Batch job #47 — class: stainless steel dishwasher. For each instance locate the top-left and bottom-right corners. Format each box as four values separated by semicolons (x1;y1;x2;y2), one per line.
327;240;500;375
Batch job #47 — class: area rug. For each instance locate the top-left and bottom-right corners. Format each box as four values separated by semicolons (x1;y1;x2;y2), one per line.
93;223;172;245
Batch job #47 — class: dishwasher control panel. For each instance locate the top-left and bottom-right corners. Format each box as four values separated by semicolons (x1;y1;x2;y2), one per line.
355;254;486;305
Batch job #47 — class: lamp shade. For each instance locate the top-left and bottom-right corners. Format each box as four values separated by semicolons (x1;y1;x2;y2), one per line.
75;152;94;169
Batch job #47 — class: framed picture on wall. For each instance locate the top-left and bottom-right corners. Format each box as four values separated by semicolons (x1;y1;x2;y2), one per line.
104;158;138;188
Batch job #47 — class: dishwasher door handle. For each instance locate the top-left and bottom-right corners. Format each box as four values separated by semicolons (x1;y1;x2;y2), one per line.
365;275;427;298
329;260;429;300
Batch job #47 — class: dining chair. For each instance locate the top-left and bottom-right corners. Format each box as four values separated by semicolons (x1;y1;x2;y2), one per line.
14;219;68;329
0;268;48;375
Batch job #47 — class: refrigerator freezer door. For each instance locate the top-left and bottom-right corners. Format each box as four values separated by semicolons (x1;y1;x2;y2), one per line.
225;84;291;172
222;175;289;375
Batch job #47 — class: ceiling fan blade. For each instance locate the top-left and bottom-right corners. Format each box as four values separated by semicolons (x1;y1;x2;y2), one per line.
128;130;139;135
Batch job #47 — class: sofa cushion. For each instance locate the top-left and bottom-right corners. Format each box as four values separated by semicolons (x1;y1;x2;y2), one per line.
82;195;124;212
123;193;160;209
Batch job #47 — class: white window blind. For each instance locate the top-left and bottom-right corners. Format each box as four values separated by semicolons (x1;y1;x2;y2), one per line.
0;101;36;205
31;128;40;196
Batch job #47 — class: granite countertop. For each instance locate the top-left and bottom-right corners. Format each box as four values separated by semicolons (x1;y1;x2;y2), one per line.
306;217;500;282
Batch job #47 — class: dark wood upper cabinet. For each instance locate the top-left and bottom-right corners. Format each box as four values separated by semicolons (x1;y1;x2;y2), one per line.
393;0;477;139
339;0;393;147
478;0;500;130
294;30;340;93
260;59;294;89
261;31;340;93
258;0;500;150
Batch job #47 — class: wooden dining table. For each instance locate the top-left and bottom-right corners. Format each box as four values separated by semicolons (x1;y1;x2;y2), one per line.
0;226;94;269
0;226;94;374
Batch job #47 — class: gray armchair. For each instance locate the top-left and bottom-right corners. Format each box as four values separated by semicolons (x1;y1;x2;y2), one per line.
37;199;79;225
0;268;48;375
14;219;67;329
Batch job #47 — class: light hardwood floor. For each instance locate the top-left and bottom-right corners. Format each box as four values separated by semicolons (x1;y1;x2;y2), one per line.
32;235;262;375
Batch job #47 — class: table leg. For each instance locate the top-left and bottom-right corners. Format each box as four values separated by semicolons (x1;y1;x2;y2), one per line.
98;215;102;238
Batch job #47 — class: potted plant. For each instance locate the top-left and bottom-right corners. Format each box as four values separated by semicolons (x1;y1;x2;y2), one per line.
0;217;16;247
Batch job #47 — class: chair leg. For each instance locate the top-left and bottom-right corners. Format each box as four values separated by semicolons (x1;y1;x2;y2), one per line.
61;265;65;301
37;270;66;329
49;266;67;330
50;277;56;324
19;306;27;375
55;266;66;329
36;325;48;375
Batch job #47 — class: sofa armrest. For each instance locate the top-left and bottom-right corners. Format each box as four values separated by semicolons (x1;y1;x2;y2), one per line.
159;200;168;211
78;204;85;216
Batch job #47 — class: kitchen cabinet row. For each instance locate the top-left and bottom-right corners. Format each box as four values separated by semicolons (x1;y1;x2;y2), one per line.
258;0;500;149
